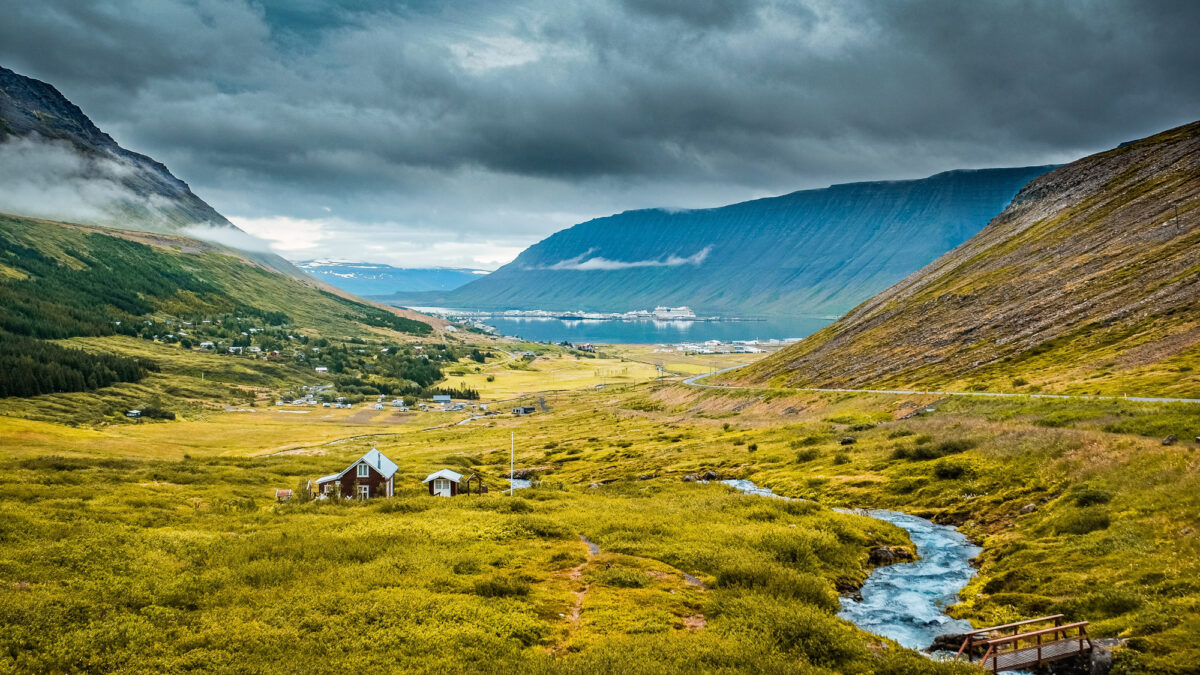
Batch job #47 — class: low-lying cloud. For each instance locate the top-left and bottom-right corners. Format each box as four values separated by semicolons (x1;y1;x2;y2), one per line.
0;135;166;226
180;224;275;253
540;245;712;271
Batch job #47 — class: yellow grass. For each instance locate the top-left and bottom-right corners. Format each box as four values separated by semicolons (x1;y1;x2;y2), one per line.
442;354;662;400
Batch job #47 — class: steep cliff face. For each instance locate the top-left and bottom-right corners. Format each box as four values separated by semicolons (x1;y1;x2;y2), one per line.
424;166;1053;317
736;121;1200;397
0;65;236;233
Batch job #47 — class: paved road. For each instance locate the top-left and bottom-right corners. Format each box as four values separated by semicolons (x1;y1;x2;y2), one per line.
683;364;1200;404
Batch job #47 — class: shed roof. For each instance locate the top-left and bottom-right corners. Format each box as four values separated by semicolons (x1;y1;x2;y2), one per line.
422;468;463;483
315;448;399;484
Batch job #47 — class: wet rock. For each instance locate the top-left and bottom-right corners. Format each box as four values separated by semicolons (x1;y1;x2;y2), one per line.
840;436;857;445
1163;434;1178;446
868;545;913;565
1089;638;1124;675
1020;503;1038;514
699;470;721;481
927;633;966;653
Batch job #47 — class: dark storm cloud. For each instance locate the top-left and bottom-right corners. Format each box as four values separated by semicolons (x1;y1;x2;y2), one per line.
0;0;1197;266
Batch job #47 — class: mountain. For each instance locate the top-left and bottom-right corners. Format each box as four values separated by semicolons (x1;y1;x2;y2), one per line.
0;212;450;422
0;65;308;276
734;121;1200;397
298;260;488;297
390;166;1054;317
0;65;239;233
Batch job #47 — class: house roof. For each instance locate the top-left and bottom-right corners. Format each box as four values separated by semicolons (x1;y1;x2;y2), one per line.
422;468;463;483
314;448;399;484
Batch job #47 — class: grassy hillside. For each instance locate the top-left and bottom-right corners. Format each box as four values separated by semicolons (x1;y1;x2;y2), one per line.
4;374;1200;671
388;167;1053;318
736;121;1200;396
0;214;474;424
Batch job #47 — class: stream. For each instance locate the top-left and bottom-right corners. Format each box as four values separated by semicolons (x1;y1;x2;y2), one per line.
720;479;982;651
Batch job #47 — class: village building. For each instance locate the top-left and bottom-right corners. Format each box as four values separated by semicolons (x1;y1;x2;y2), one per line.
311;448;397;499
422;469;462;497
512;406;536;416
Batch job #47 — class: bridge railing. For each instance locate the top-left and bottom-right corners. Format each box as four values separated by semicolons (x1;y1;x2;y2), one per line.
977;621;1090;671
955;614;1065;659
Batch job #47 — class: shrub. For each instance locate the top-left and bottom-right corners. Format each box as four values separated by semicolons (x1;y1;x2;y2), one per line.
795;449;820;462
747;443;758;452
888;428;914;439
597;567;650;588
471;576;530;597
1011;377;1029;387
933;459;972;480
832;452;850;465
790;436;822;448
1071;487;1113;507
1055;509;1111;535
714;561;838;612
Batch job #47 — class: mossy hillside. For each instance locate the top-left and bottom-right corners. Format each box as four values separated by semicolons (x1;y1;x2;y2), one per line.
6;372;1200;671
0;442;966;674
735;120;1200;397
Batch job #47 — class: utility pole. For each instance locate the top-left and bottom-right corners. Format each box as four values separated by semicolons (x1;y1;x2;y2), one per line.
510;431;514;496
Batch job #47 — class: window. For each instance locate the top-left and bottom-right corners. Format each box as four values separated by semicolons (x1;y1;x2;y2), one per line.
433;478;450;496
357;463;369;477
358;484;370;499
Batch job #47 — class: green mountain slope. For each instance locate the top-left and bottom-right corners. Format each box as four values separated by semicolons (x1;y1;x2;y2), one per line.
0;65;305;278
736;121;1200;397
391;167;1054;317
0;213;456;423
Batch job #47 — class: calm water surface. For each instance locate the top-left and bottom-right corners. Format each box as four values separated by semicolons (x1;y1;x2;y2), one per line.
483;315;832;344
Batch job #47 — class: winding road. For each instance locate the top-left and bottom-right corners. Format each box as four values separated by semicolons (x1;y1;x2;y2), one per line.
683;364;1200;404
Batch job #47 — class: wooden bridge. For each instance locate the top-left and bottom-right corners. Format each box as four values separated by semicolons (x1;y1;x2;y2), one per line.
955;614;1092;672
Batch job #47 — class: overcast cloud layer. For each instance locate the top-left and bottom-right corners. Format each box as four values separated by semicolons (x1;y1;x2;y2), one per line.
1;0;1198;267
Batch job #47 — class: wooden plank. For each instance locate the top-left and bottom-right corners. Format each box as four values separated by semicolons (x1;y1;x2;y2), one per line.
982;638;1090;672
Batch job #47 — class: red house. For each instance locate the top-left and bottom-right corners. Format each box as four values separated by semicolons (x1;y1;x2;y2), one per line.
312;448;397;499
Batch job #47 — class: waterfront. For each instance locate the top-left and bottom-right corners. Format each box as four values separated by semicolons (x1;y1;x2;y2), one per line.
483;315;833;344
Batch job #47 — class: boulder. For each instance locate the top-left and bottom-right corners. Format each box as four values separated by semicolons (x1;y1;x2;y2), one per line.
868;546;914;565
699;470;721;481
1163;434;1178;446
682;474;698;482
840;436;857;445
927;633;966;653
1020;503;1038;514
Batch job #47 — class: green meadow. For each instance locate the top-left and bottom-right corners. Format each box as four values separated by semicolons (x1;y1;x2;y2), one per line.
3;372;1200;673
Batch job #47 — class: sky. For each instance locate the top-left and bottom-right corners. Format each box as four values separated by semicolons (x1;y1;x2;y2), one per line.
1;0;1198;268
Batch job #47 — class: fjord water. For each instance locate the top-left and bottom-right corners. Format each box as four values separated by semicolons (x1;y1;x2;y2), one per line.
485;315;832;344
720;480;981;651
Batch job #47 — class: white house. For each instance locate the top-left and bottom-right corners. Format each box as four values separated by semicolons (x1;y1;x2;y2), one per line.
315;366;329;373
422;469;463;497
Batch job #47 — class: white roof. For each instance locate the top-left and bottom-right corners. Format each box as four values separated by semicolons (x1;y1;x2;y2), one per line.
422;468;463;483
315;448;399;484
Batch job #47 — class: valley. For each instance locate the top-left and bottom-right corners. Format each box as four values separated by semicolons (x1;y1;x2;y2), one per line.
1;18;1198;674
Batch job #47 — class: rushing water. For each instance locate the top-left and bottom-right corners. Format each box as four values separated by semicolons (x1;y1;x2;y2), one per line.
719;479;982;651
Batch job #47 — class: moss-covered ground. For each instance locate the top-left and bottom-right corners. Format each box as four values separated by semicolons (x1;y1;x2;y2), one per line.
3;369;1199;672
